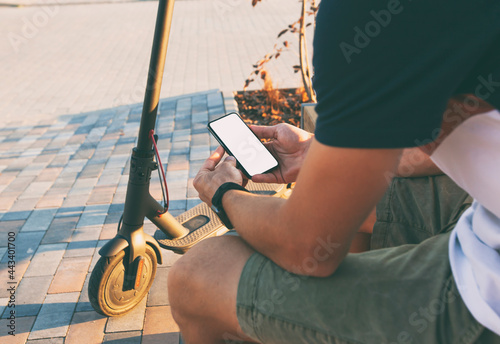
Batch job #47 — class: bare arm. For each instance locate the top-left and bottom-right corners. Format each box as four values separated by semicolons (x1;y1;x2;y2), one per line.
195;140;402;277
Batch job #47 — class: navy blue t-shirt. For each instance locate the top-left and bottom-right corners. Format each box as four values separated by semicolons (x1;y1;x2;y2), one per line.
313;0;500;148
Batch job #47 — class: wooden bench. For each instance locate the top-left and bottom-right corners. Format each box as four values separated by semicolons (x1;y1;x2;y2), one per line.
301;103;317;132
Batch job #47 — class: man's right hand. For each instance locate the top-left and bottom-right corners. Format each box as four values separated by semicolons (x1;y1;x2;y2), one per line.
250;123;313;184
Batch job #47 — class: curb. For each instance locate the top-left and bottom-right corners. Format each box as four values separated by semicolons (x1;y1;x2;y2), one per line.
221;89;239;114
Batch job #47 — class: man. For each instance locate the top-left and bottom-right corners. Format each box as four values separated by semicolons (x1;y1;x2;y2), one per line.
168;0;500;342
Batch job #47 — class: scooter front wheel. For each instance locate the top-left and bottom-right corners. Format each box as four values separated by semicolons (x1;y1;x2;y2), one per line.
88;245;157;316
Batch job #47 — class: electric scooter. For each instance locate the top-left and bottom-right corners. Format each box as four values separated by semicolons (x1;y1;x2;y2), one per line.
88;0;290;316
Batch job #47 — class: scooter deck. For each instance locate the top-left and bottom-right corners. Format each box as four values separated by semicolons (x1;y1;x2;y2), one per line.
154;181;291;253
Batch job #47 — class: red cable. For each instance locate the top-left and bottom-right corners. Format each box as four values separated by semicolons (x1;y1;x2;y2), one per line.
149;130;169;212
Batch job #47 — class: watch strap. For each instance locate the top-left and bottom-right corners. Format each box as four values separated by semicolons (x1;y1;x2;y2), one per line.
211;182;249;229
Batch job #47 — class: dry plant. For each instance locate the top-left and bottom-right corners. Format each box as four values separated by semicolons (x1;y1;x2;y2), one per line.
244;0;318;103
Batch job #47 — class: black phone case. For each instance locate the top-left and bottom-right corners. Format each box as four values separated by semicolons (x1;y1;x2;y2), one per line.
207;112;278;178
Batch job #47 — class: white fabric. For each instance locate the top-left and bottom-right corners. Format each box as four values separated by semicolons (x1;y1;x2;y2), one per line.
431;110;500;336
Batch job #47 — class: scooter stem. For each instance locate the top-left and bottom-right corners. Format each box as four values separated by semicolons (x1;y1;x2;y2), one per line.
137;0;176;153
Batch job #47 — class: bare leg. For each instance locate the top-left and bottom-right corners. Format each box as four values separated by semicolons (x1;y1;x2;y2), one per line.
168;236;260;344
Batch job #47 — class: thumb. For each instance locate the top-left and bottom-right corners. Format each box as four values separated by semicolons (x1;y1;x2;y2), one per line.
224;155;237;167
250;125;277;140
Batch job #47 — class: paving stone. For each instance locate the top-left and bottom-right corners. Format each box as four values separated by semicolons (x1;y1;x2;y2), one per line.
64;240;98;258
166;187;187;201
0;297;7;318
18;181;53;200
189;145;210;161
77;204;109;229
33;167;63;183
3;176;35;194
188;160;204;178
3;231;44;262
190;132;209;146
0;220;25;246
88;240;108;273
60;195;89;209
207;92;224;109
28;292;79;340
142;306;180;344
41;216;79;244
55;206;84;219
191;112;209;124
48;256;92;294
170;141;190;155
49;155;71;168
3;276;52;318
0;316;36;344
21;208;58;232
96;171;122;187
165;170;189;184
0;247;5;262
167;200;187;211
87;185;116;205
75;273;92;312
65;311;106;344
100;213;121;240
103;331;142;344
106;297;147;332
187;179;199;197
33;153;57;164
18;163;50;178
0;232;44;291
174;119;191;130
147;267;170;307
68;177;98;197
27;338;65;344
24;243;67;278
35;194;66;209
171;129;191;143
79;164;104;179
187;198;202;209
1;210;32;221
71;225;102;245
0;171;18;185
0;195;18;212
167;154;189;171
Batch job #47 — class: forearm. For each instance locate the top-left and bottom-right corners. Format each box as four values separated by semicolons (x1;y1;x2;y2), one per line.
222;191;298;271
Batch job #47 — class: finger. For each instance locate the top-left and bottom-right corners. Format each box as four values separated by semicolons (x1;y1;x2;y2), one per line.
223;155;237;167
200;146;225;172
251;173;279;184
250;125;277;140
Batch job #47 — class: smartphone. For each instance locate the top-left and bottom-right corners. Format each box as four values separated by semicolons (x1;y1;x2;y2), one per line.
207;113;278;177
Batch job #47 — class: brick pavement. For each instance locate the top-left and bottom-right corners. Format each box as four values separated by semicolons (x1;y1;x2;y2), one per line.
0;0;311;125
0;89;237;343
0;0;315;341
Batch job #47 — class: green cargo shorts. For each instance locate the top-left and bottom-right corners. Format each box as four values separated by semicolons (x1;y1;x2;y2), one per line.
235;175;500;344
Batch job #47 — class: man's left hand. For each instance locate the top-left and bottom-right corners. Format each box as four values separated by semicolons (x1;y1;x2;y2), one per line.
193;146;247;206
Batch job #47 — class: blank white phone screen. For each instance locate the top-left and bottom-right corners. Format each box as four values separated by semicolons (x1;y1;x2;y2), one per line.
210;114;277;176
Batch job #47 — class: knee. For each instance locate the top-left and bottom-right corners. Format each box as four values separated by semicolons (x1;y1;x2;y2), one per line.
167;242;213;321
168;255;195;316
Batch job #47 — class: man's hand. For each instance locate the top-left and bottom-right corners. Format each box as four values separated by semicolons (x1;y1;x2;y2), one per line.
193;146;246;206
250;123;313;184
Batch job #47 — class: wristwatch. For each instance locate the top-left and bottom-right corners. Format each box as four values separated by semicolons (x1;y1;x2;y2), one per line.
211;182;249;229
